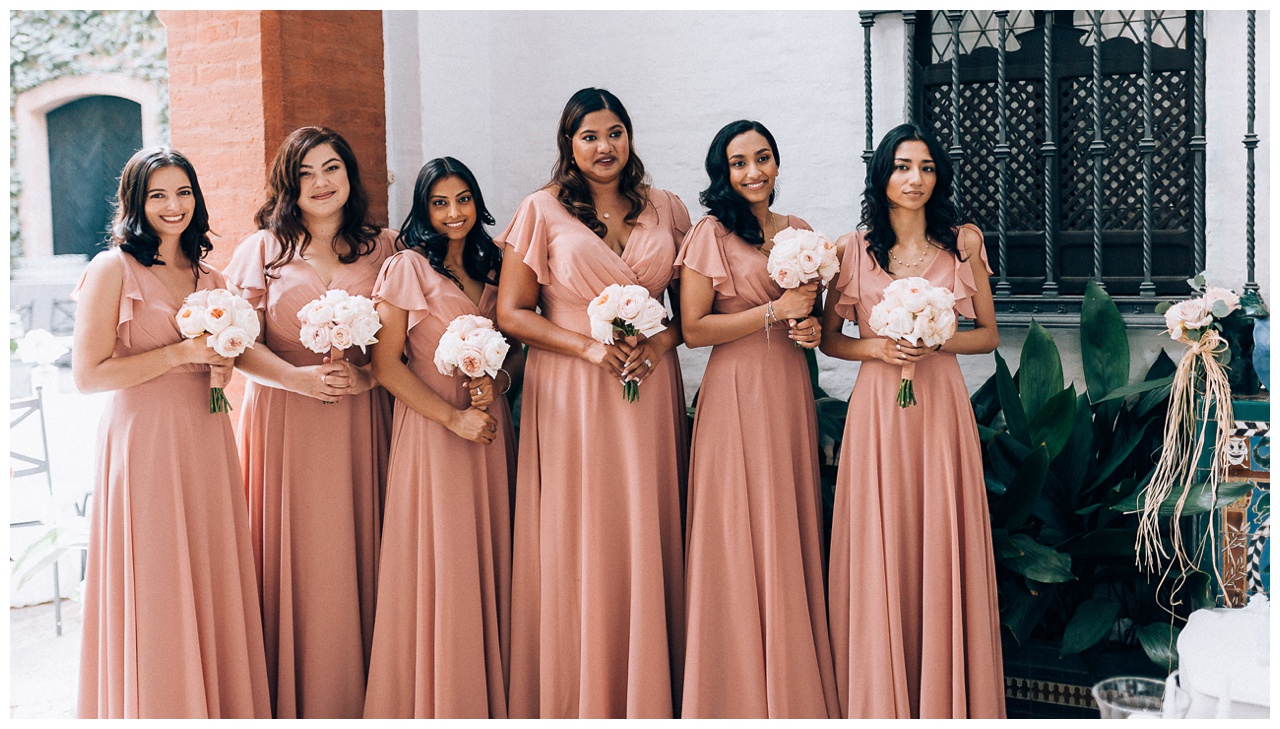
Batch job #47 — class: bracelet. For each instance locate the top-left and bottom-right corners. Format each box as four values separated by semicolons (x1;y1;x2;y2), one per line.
764;302;776;344
496;368;512;395
163;344;178;369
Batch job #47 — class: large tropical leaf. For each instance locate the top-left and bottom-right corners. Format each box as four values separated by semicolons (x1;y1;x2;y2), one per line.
995;351;1029;446
1055;393;1095;504
1019;320;1064;422
1061;598;1122;655
1135;622;1181;673
1002;533;1074;583
1028;386;1078;461
1092;376;1175;404
1001;445;1050;529
1000;579;1054;645
1111;479;1256;516
1066;528;1138;557
1081;279;1130;403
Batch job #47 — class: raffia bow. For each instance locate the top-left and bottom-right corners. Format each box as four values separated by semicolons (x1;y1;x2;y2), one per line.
1135;328;1234;581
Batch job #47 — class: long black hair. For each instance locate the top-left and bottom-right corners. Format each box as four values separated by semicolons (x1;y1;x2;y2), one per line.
699;119;779;247
860;122;963;271
111;146;213;274
255;126;381;276
396;157;501;287
548;87;650;238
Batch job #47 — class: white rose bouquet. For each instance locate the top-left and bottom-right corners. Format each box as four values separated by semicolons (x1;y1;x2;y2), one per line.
587;283;668;403
1137;275;1245;574
766;228;840;289
867;276;957;408
434;314;511;380
297;289;381;404
175;288;260;412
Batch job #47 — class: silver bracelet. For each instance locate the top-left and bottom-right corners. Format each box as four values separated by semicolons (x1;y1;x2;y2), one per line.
497;368;512;395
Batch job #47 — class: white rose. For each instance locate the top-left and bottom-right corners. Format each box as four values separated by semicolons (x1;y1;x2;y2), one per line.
796;249;822;276
349;315;381;352
481;331;510;371
176;305;208;338
205;288;235;310
208;326;251;357
771;262;803;289
1165;298;1213;334
634;298;668;337
926;286;956;311
1203;286;1241;317
183;290;210;308
934;308;958;342
17;329;69;365
300;300;335;326
321;289;350;306
615;286;648;321
590;318;617;344
332;300;358;326
818;257;840;284
891;278;930;313
435;333;462;374
586;283;622;323
881;308;915;340
301;323;331;354
204;304;233;334
329;323;354;351
456;342;487;378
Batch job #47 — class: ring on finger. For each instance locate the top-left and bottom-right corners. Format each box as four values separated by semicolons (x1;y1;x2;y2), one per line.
644;358;652;368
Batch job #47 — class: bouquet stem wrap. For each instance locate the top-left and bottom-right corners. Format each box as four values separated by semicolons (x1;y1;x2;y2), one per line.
896;362;917;408
1135;329;1234;578
324;346;345;405
209;356;232;413
621;332;640;403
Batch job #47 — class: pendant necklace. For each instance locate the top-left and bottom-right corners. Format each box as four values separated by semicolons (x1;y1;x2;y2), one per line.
890;236;934;268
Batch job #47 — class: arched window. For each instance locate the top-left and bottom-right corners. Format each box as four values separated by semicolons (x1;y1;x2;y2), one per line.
46;95;144;256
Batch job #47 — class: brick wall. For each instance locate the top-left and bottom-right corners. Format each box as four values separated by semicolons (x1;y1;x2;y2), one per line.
159;10;388;269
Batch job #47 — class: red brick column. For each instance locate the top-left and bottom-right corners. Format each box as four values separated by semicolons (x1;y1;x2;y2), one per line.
159;10;388;269
159;10;388;408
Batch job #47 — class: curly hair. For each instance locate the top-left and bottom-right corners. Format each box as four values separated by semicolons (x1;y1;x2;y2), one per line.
547;87;650;237
699;119;779;247
254;126;381;276
110;146;213;274
860;123;964;271
395;157;501;287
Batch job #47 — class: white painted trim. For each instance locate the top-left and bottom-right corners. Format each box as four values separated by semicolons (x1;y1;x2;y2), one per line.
15;74;163;258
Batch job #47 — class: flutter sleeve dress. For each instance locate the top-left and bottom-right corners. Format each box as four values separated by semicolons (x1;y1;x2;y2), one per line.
76;248;271;719
498;188;690;719
826;227;1006;718
223;229;395;718
362;249;515;718
674;215;839;718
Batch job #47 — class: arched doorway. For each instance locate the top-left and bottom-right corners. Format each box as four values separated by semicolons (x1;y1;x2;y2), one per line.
46;95;143;256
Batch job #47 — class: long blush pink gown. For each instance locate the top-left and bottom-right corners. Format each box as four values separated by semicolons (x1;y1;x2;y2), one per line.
223;230;395;718
362;250;514;718
76;248;271;718
827;227;1005;718
499;188;690;719
675;215;839;718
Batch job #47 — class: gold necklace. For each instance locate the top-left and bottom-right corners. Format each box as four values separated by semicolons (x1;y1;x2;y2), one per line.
890;236;934;268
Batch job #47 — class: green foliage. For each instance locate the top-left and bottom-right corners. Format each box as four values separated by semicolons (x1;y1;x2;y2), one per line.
977;286;1209;672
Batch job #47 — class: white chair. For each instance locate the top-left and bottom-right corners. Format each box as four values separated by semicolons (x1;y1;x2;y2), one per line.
10;386;65;635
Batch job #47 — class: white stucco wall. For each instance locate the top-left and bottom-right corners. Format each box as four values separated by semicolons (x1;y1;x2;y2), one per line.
383;10;1269;401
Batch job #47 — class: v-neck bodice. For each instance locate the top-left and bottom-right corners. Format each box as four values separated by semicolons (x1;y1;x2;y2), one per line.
495;187;692;336
224;228;398;367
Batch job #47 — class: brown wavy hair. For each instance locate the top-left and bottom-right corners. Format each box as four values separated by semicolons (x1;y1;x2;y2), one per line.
111;146;213;275
255;126;381;276
547;88;650;238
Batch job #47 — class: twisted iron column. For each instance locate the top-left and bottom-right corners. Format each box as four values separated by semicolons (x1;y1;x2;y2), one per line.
902;11;917;124
947;10;964;211
1192;11;1207;278
1244;9;1259;292
994;11;1012;297
1089;10;1107;290
1139;11;1156;296
1041;15;1059;296
861;11;877;166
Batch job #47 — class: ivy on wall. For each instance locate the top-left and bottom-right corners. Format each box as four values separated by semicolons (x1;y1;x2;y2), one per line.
9;10;168;261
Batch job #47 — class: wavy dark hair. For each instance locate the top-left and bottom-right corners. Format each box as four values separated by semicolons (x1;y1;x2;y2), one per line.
110;146;213;274
547;87;650;238
396;157;501;287
255;126;381;276
860;122;964;271
699;119;780;247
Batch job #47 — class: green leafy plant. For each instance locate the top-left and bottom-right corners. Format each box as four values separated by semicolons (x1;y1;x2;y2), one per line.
976;281;1252;672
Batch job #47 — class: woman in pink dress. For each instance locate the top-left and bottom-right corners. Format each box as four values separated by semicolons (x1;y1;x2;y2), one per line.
224;126;394;718
363;157;520;718
74;147;270;718
496;87;690;719
819;123;1005;718
676;120;838;718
